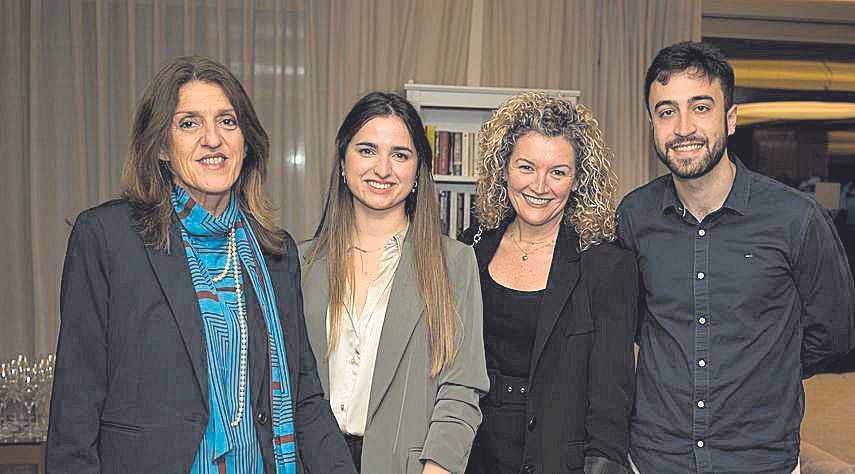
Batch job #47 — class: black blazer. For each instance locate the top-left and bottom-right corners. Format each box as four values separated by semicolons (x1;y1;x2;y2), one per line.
46;200;355;474
461;221;637;474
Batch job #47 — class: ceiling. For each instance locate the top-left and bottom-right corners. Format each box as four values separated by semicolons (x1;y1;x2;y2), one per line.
702;1;855;148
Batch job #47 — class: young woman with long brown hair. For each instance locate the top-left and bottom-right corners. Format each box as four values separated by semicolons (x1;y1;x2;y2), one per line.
300;91;488;474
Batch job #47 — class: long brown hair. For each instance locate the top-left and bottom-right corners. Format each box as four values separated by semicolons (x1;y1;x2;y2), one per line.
121;55;284;254
306;92;458;376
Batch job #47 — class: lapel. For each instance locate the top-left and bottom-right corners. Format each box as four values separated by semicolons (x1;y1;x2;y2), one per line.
366;236;425;423
144;224;208;409
266;252;301;401
300;248;331;391
528;223;582;381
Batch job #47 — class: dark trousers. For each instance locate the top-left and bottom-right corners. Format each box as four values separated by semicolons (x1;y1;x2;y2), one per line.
343;433;363;473
466;371;528;474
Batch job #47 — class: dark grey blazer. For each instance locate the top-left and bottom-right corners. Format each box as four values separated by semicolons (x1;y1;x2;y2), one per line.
46;200;356;474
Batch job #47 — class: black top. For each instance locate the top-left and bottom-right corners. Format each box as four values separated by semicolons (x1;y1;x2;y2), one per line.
617;156;855;474
482;270;545;379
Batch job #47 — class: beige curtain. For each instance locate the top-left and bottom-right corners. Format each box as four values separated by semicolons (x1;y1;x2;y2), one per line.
480;0;702;197
1;0;472;357
2;0;699;359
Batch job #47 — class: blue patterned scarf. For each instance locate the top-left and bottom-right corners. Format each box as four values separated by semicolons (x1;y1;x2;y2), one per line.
173;186;296;474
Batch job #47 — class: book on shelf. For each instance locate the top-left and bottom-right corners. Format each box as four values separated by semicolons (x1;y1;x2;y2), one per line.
438;190;450;236
436;190;477;238
425;125;478;180
455;192;466;239
426;125;436;164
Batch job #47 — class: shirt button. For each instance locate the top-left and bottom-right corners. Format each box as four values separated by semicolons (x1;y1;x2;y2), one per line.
697;400;705;408
340;404;345;412
698;316;707;325
697;272;705;280
697;440;705;448
698;359;707;367
527;416;537;432
256;411;268;425
698;229;706;236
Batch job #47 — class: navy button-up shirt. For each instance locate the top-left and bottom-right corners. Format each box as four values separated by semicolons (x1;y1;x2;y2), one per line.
618;157;855;474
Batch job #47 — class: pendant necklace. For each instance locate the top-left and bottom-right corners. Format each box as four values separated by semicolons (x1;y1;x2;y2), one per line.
509;223;555;261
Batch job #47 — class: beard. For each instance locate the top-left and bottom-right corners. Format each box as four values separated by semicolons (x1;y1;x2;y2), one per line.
653;127;728;180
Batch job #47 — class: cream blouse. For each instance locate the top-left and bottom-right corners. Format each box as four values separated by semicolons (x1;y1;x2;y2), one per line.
327;225;408;435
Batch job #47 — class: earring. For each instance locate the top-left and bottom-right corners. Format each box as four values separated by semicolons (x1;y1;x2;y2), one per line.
341;169;347;184
411;180;418;194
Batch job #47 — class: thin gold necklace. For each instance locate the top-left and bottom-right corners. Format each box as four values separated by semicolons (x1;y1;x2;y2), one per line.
350;244;385;276
509;222;555;261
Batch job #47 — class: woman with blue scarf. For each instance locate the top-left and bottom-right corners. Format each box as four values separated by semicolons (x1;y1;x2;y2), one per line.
46;56;356;474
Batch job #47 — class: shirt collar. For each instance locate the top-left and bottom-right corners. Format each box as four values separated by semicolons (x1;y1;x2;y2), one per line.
660;155;751;217
388;222;409;251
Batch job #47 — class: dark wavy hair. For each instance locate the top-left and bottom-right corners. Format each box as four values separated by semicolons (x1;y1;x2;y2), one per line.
644;41;735;115
121;55;284;254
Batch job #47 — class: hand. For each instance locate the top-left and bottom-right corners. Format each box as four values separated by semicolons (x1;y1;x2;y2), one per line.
422;460;449;474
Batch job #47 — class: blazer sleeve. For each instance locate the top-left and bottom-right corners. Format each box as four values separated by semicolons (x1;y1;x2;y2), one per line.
46;211;110;474
420;244;490;473
585;249;638;473
289;238;358;474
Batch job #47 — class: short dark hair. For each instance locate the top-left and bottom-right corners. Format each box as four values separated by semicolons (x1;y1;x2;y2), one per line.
644;41;735;114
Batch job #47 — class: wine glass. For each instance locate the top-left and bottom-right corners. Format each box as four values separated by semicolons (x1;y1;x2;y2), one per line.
0;362;12;442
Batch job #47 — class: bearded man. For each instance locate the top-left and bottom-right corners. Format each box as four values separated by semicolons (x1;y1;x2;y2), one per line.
617;41;855;474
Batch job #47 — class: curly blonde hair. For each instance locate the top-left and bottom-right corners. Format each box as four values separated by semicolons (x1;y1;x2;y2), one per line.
475;92;618;251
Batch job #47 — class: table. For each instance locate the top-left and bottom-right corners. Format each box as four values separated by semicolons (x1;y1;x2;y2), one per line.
0;443;45;474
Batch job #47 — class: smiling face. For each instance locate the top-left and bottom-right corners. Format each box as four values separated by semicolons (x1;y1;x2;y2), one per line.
164;80;245;214
649;69;737;180
505;132;576;229
343;115;418;220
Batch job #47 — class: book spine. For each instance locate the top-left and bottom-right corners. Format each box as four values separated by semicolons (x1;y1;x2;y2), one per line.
452;132;463;176
438;131;450;176
456;192;465;238
425;125;436;173
439;190;450;236
462;132;472;176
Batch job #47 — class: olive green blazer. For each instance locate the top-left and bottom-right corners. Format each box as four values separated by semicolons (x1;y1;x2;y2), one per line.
298;235;488;474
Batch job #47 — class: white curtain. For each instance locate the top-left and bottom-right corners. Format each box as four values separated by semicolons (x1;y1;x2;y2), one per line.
1;0;699;358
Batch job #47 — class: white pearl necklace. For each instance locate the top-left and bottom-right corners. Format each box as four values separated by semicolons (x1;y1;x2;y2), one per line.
212;228;248;427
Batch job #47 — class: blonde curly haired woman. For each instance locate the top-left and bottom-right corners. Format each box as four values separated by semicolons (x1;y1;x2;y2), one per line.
460;92;638;474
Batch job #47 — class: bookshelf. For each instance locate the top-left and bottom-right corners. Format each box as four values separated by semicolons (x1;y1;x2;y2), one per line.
404;82;580;237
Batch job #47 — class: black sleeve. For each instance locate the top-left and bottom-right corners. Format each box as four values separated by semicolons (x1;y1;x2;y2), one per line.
289;238;358;474
46;211;109;474
585;250;638;471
